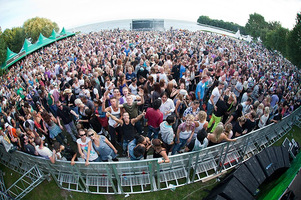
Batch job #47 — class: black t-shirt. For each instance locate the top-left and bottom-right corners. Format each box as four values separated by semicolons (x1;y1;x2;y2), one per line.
171;64;180;80
214;99;228;117
137;67;148;79
122;120;136;141
243;119;256;133
88;115;102;133
232;122;243;138
56;105;73;124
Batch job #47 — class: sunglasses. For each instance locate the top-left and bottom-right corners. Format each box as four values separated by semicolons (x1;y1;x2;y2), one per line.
80;134;86;137
88;133;94;137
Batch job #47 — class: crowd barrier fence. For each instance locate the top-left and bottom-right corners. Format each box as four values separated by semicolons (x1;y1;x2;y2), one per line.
0;107;300;195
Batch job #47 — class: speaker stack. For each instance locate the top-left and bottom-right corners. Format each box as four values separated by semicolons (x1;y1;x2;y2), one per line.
205;146;291;200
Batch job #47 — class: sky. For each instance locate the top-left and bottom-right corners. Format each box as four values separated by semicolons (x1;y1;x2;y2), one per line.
0;0;300;31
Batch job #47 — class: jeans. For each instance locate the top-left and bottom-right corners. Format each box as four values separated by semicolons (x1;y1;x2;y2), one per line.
147;125;160;140
64;121;78;141
135;120;142;134
206;102;214;121
172;138;188;155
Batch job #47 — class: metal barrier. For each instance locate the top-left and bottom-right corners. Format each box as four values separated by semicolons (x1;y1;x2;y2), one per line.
0;107;300;195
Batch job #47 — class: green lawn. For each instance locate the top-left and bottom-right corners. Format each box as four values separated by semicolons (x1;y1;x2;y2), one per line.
1;125;300;200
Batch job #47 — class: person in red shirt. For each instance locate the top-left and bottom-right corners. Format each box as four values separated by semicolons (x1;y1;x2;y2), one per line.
145;99;163;139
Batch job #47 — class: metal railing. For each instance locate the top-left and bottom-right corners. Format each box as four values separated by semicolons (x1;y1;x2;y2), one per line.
0;107;300;195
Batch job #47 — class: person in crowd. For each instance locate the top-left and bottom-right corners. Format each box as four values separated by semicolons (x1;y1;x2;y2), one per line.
258;107;270;129
102;96;123;147
207;81;224;121
183;100;200;119
106;111;145;156
87;129;118;162
232;116;247;138
172;114;195;155
56;101;78;142
159;115;176;154
151;138;170;164
0;127;16;153
145;99;163;139
34;136;56;163
224;123;233;139
53;141;78;165
41;112;66;145
159;92;175;120
243;111;257;133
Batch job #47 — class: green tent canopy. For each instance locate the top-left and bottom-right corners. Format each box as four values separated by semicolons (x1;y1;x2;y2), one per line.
19;39;34;54
6;47;17;61
36;33;54;48
1;27;75;69
49;29;59;40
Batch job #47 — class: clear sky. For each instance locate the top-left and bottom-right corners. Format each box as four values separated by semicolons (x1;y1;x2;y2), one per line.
0;0;300;31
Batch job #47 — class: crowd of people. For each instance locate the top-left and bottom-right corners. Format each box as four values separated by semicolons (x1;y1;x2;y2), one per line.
0;28;300;166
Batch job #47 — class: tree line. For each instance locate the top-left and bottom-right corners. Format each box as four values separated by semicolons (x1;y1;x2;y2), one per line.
0;17;59;66
198;13;301;68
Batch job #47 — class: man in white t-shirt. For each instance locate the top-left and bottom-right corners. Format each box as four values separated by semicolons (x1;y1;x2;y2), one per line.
35;137;56;163
207;81;224;120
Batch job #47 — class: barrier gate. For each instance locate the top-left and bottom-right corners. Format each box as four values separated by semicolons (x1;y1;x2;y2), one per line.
0;107;300;197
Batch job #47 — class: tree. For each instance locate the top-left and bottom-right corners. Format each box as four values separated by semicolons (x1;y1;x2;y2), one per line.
287;12;301;68
23;17;59;43
0;35;6;66
264;27;289;55
245;13;268;38
1;27;25;53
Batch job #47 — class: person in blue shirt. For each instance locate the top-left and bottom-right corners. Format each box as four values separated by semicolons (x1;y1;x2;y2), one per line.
128;135;151;160
179;60;186;79
195;75;208;108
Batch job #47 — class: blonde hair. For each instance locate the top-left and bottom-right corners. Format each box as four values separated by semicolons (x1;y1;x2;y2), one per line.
213;123;224;142
186;114;195;122
87;129;100;140
197;111;207;122
258;103;264;110
264;107;270;114
224;123;232;133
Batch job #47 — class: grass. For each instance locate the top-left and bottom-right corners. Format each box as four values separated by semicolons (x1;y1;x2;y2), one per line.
1;125;300;200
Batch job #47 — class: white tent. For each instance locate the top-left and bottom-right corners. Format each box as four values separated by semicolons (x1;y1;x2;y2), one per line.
246;35;252;43
235;30;241;39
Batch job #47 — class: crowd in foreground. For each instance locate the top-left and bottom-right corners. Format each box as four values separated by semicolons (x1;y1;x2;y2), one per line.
0;29;300;166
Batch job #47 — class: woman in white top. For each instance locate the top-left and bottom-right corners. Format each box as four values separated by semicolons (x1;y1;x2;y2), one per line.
258;107;270;128
159;92;175;120
172;114;195;155
77;129;99;166
194;111;208;139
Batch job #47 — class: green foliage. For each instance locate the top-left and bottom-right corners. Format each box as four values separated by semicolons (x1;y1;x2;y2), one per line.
263;26;289;53
1;27;25;53
0;35;6;66
245;13;268;38
23;17;59;43
197;15;247;35
286;13;301;68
